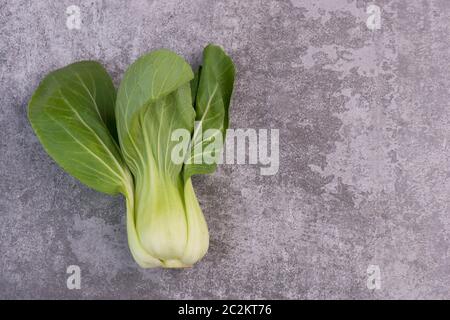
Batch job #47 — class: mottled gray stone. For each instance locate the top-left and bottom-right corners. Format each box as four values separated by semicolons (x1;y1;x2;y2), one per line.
0;0;449;299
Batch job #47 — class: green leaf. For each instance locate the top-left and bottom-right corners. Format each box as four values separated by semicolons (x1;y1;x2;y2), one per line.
115;49;195;177
28;61;129;195
183;44;235;179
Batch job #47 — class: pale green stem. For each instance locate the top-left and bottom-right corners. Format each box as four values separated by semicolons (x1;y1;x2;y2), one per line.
122;168;163;268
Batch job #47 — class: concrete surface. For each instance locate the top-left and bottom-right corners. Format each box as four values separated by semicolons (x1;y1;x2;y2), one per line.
1;0;449;299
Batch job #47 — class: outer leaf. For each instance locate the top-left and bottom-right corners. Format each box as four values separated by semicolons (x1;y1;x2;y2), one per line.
28;61;129;195
184;44;235;179
115;49;194;176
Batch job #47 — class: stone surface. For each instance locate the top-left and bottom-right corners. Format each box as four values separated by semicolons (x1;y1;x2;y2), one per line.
1;0;449;299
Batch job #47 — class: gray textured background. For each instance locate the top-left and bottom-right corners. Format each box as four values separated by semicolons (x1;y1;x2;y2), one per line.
1;0;449;299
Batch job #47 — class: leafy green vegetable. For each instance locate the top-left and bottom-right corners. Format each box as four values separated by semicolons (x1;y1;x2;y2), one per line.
28;45;235;268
